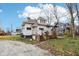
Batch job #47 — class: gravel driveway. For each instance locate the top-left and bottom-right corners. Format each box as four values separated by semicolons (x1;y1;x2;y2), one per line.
0;40;51;56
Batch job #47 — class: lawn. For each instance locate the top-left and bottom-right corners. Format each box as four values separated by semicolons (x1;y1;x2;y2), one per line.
37;36;79;56
0;35;22;40
0;35;38;44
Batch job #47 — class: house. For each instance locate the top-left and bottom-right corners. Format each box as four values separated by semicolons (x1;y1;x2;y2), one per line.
10;28;21;36
21;17;53;39
75;25;79;35
16;28;21;35
56;23;66;35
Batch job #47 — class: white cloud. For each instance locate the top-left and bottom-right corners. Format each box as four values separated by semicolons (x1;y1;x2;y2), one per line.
18;6;42;19
18;4;68;24
24;6;41;14
38;4;68;24
0;9;3;13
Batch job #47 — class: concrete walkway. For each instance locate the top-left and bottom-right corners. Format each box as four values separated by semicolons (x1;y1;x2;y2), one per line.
0;40;51;56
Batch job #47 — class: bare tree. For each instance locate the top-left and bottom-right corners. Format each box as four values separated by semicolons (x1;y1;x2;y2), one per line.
52;4;59;37
75;3;79;24
39;4;58;38
39;4;51;24
66;3;75;38
39;4;67;38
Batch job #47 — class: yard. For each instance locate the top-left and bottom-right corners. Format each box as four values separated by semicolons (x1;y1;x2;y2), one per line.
37;36;79;56
0;35;38;44
0;35;79;55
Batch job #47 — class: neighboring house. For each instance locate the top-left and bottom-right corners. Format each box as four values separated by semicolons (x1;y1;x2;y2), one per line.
21;17;53;39
75;25;79;35
57;23;66;35
16;29;21;35
11;29;21;36
11;32;17;36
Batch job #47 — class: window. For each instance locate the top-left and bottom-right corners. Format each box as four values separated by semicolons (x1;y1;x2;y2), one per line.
27;27;31;30
40;20;45;23
39;28;44;30
16;29;21;32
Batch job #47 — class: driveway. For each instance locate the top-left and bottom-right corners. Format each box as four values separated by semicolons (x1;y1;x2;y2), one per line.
0;40;51;56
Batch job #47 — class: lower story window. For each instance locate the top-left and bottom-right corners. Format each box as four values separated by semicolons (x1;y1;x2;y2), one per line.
27;27;31;30
39;28;44;30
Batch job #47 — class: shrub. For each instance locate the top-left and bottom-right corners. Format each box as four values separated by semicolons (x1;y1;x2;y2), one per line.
39;32;49;41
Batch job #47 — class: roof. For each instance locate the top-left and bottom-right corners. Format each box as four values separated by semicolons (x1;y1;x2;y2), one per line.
22;19;37;26
37;23;53;27
27;19;37;23
22;17;53;27
38;17;46;21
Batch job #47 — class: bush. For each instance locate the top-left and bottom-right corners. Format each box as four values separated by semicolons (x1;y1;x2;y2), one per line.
39;31;50;41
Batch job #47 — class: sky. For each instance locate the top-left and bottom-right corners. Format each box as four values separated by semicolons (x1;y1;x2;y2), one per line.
0;3;68;32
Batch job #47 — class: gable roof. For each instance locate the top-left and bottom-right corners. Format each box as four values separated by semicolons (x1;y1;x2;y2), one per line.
22;17;53;27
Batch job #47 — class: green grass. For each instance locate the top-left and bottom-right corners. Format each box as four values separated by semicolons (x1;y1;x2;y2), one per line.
0;35;38;44
0;35;22;40
38;36;79;56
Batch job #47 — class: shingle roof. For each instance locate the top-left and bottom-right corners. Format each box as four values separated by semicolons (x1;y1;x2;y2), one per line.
22;17;53;27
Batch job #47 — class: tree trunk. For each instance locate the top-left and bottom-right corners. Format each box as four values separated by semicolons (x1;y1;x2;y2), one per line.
52;27;57;38
66;3;75;38
71;25;75;38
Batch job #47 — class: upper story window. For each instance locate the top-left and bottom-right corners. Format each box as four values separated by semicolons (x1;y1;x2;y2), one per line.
40;20;46;24
39;28;44;31
27;27;31;30
38;17;46;24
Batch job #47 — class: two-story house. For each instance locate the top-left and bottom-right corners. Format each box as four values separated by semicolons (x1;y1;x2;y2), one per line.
21;17;53;39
